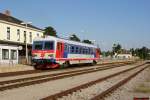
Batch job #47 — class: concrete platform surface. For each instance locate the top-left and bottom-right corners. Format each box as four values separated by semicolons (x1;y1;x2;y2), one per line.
0;64;34;73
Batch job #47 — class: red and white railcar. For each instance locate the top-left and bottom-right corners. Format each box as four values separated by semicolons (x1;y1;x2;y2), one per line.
32;36;100;69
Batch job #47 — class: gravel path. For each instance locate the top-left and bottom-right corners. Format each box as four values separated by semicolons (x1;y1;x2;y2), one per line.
0;62;143;100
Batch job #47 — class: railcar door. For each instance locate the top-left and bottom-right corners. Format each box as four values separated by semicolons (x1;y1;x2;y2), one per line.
56;42;64;58
96;48;100;58
64;44;68;58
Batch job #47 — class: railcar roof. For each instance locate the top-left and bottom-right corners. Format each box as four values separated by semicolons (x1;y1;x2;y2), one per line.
34;36;97;48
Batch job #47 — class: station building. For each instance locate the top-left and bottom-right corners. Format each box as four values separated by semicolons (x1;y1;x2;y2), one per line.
0;11;43;64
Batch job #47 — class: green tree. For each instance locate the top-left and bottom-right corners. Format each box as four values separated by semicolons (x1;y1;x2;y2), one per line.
82;39;93;44
130;48;135;56
69;34;81;42
112;43;122;54
102;51;112;57
43;26;57;37
135;47;149;60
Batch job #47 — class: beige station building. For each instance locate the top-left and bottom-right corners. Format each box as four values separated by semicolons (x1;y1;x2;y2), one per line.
0;11;43;64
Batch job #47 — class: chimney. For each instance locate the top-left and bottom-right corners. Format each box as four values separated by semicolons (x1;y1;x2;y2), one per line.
4;10;11;16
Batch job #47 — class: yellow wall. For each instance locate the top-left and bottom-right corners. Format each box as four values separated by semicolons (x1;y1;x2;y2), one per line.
0;20;43;44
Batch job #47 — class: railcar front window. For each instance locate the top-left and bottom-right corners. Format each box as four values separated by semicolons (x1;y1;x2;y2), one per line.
34;42;43;50
44;41;54;50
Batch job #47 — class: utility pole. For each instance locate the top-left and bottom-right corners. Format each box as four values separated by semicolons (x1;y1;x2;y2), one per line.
21;22;32;64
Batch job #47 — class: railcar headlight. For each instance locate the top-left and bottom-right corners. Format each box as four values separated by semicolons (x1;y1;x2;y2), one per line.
32;54;37;57
48;54;53;57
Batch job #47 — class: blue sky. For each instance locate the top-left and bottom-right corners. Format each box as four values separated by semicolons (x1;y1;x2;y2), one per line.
0;0;150;50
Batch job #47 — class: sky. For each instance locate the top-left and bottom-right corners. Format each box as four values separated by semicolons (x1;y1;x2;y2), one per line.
0;0;150;51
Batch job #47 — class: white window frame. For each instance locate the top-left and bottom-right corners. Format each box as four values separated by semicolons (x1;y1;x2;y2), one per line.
17;29;20;41
2;49;9;60
7;27;10;40
11;50;17;60
29;32;32;43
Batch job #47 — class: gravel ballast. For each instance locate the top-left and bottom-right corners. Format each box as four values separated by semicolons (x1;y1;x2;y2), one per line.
104;65;150;100
57;64;148;100
0;62;144;100
0;64;114;82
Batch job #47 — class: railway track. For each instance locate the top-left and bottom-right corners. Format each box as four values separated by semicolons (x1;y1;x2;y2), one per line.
90;64;149;100
0;61;134;78
41;63;148;100
0;62;132;91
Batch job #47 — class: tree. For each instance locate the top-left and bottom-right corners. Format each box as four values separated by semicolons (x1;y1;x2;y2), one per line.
134;47;150;60
130;48;135;56
69;34;80;42
82;39;93;44
102;51;112;57
43;26;57;37
112;43;122;55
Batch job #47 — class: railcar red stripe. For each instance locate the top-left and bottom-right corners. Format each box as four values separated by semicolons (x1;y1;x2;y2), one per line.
32;50;54;53
56;58;99;61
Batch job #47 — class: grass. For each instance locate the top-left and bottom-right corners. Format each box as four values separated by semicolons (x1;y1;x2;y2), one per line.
134;84;150;93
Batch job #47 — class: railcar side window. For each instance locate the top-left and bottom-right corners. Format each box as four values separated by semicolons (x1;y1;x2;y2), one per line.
92;48;94;54
65;44;69;51
83;48;85;54
91;48;93;54
82;48;84;54
84;47;86;54
88;48;90;54
90;48;92;54
71;46;75;53
76;46;79;53
44;41;54;50
65;44;68;51
85;48;88;54
89;48;91;54
79;47;82;54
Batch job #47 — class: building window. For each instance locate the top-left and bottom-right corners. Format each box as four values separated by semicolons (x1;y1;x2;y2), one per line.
24;31;26;43
7;27;10;40
2;49;9;60
37;33;39;37
17;29;20;41
11;50;17;60
29;32;32;43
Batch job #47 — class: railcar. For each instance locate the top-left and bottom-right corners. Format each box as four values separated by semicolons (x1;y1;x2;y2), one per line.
32;36;100;69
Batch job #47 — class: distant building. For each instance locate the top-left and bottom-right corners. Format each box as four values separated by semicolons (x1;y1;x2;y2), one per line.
0;11;43;64
116;54;132;59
